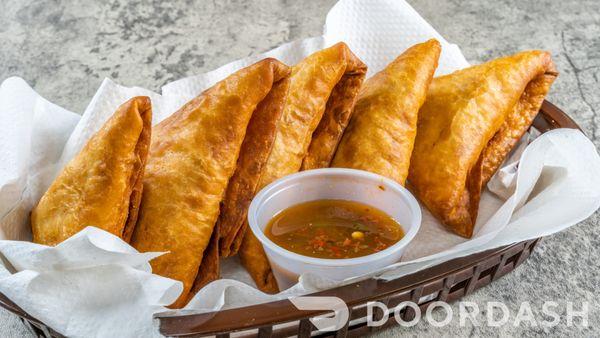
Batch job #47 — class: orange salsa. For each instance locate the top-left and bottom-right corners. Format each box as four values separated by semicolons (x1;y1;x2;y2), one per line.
265;199;404;259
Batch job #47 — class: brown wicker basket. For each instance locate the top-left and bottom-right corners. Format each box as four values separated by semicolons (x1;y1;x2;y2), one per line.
0;101;581;338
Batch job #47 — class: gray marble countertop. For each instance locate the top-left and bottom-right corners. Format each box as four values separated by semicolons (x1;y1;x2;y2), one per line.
1;0;598;337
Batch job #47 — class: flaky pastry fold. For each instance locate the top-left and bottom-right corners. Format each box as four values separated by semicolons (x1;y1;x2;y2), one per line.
131;58;290;307
31;97;152;246
217;78;290;257
332;39;441;185
408;50;557;238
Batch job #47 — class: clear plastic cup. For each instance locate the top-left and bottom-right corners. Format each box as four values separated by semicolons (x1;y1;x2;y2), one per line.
248;168;422;290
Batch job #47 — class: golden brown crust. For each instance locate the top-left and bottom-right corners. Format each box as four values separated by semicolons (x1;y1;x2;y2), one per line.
480;67;558;183
332;39;441;185
122;98;152;242
31;96;152;246
301;46;367;170
408;51;557;238
238;43;367;293
186;223;220;304
217;78;291;257
239;229;279;294
130;58;290;308
258;42;366;185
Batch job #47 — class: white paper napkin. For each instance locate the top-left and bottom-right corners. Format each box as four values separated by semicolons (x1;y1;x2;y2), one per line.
0;0;599;336
324;0;469;76
0;77;80;241
0;227;182;337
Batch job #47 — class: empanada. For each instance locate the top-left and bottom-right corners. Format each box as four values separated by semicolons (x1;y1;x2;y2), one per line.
409;50;557;238
31;96;152;245
235;43;367;292
131;58;291;307
332;39;441;185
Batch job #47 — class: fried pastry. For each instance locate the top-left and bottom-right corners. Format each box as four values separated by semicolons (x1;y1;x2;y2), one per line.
217;78;290;257
31;96;152;246
130;58;291;308
332;39;441;185
236;43;367;292
408;50;557;238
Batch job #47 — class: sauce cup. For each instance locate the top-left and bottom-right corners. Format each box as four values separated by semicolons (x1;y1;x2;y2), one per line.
248;168;422;290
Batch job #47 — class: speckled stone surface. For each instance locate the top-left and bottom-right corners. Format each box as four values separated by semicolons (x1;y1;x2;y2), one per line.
0;0;598;337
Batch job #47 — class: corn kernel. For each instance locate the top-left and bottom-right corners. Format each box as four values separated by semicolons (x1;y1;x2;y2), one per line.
351;231;364;240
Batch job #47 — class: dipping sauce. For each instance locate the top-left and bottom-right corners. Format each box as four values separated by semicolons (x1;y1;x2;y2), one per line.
265;199;404;259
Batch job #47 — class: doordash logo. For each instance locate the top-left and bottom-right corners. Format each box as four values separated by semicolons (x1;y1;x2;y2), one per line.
289;296;349;331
